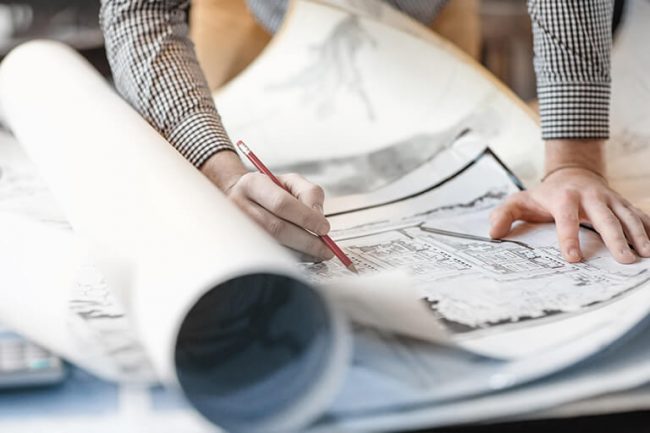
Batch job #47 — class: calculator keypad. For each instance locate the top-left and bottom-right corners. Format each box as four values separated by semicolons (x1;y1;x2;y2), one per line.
0;335;65;388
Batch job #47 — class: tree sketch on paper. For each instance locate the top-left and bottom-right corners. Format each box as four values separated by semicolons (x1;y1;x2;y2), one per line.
268;15;378;120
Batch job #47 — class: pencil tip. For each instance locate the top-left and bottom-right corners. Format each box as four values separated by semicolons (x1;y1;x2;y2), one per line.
347;263;359;274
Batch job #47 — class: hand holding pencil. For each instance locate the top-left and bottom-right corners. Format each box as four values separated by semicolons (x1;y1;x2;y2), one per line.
236;140;358;273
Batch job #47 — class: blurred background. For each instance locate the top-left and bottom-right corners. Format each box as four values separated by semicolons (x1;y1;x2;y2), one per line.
0;0;628;104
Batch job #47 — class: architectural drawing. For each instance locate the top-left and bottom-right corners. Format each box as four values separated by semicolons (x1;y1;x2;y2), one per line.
304;148;650;335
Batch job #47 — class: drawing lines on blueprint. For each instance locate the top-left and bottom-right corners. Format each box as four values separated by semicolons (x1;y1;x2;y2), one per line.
304;186;650;334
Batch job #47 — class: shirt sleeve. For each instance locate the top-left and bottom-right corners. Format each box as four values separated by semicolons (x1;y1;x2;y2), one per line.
99;0;235;168
528;0;612;140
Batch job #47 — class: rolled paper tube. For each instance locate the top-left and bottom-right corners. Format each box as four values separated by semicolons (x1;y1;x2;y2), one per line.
0;40;350;433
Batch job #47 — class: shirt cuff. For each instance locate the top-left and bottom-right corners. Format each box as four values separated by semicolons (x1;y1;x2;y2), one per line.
538;82;610;140
168;111;236;168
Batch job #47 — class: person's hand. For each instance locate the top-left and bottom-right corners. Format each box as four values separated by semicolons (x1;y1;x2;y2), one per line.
490;140;650;264
200;150;334;261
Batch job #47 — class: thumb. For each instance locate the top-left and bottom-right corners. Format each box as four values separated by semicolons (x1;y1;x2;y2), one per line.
490;192;554;238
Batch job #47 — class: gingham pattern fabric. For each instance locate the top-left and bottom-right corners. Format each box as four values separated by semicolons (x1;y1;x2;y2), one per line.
99;0;613;169
100;0;234;167
529;0;612;140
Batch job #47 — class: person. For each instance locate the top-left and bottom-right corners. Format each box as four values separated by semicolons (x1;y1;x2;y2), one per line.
99;0;650;264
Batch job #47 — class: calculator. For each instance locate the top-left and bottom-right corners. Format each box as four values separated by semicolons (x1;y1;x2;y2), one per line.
0;325;65;389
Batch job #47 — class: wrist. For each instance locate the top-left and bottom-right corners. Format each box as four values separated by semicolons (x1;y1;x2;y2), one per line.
544;139;606;176
199;149;248;193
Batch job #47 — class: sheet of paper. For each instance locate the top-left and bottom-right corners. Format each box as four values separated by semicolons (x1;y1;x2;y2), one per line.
608;0;650;184
0;40;350;433
608;0;650;214
306;314;650;432
320;272;449;344
0;212;155;382
302;137;650;360
215;0;543;192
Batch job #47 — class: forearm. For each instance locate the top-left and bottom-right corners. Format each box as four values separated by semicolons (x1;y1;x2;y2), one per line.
528;0;613;141
99;0;234;168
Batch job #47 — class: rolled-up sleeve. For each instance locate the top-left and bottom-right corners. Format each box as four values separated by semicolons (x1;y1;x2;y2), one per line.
528;0;612;140
100;0;235;167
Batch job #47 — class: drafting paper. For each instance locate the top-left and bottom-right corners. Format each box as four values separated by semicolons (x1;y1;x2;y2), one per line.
320;271;448;343
215;0;543;193
0;213;156;382
304;137;650;360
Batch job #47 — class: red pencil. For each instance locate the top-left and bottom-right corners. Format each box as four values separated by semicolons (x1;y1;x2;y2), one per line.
236;140;358;274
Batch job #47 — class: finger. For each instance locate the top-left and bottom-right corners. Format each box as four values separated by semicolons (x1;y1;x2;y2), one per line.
489;203;520;239
241;200;334;260
279;173;326;215
242;173;330;235
550;190;582;263
583;200;636;264
286;247;326;264
632;207;650;236
489;192;552;239
611;202;650;257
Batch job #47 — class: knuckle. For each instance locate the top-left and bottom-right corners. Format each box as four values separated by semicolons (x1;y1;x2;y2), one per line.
238;172;254;187
489;207;506;222
559;235;578;245
236;172;259;193
589;190;609;203
618;206;637;220
560;188;579;203
630;205;644;215
309;184;325;197
266;218;286;237
555;210;578;224
269;193;290;214
507;191;526;203
298;212;316;229
601;213;620;226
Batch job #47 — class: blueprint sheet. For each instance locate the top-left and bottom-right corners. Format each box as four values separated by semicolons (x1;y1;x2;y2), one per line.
303;138;650;359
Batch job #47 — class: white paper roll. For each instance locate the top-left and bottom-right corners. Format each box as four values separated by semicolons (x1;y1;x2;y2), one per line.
0;40;350;433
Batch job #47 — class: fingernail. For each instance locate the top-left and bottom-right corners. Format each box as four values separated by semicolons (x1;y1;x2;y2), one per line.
568;248;581;261
313;203;324;215
621;248;636;261
643;241;650;256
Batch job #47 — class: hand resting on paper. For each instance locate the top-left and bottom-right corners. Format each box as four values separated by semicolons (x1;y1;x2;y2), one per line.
200;150;334;261
490;140;650;264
